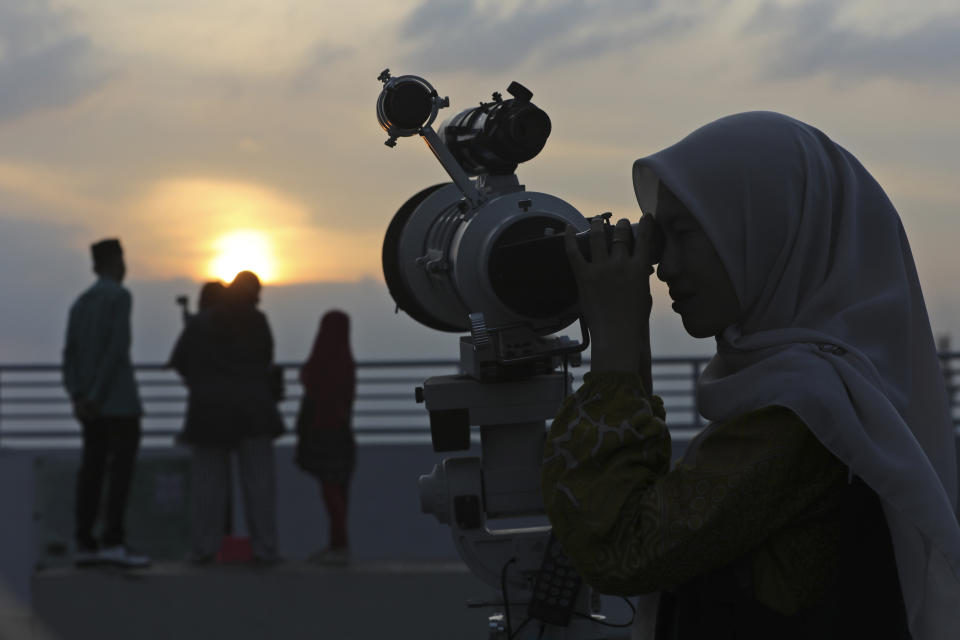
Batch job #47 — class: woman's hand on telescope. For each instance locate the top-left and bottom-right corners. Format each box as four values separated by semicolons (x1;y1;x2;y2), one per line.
565;215;655;395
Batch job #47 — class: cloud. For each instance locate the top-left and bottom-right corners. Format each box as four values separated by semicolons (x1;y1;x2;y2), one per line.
0;0;107;121
0;161;107;220
290;40;356;93
744;0;960;84
0;214;92;361
397;0;724;73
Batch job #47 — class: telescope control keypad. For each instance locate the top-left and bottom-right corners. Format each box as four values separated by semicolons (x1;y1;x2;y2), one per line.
527;533;582;626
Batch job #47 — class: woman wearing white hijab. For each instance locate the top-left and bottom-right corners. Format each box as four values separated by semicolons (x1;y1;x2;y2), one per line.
542;111;960;639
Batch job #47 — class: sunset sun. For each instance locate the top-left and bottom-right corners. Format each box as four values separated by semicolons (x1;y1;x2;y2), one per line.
209;230;275;283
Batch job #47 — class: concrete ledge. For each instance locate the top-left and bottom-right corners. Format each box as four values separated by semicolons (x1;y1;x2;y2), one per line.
0;581;57;640
33;561;497;640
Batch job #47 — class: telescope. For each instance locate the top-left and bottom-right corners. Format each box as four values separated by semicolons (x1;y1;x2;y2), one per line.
379;70;582;348
378;71;635;638
378;72;658;374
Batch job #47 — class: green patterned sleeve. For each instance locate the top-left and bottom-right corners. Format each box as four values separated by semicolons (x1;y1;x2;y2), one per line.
542;372;846;598
541;372;671;589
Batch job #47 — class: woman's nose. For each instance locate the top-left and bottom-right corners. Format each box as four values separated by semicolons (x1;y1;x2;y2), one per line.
656;244;678;282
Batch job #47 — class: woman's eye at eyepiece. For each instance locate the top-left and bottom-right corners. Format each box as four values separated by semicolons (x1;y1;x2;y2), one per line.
649;220;665;265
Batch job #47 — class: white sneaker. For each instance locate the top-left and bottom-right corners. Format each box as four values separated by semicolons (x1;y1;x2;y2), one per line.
98;545;151;569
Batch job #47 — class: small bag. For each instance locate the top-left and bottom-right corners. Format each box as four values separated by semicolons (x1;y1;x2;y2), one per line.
268;365;285;403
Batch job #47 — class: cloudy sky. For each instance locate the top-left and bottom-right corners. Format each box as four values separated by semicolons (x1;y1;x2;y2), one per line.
1;0;959;363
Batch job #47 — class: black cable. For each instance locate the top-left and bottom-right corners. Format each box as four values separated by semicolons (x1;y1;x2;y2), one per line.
508;616;532;639
569;596;637;628
500;557;517;637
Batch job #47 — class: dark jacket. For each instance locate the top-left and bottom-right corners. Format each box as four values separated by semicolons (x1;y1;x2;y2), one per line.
170;305;284;447
654;477;909;640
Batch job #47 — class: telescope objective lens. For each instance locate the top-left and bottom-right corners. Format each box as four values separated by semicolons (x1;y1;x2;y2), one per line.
383;80;435;131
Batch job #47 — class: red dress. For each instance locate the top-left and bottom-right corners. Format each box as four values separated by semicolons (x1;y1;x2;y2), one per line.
294;311;356;484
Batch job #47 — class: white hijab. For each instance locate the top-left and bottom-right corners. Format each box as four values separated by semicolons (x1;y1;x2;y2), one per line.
633;111;960;639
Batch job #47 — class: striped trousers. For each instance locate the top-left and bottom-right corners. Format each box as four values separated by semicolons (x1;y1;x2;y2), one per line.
190;436;278;560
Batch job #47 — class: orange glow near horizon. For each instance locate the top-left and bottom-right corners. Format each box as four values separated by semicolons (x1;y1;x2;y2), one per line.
129;178;385;284
208;230;276;283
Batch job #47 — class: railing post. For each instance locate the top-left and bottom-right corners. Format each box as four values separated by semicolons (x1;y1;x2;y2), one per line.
691;359;701;430
941;351;957;427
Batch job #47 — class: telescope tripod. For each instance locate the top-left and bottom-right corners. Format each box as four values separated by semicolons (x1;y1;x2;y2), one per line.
418;355;613;639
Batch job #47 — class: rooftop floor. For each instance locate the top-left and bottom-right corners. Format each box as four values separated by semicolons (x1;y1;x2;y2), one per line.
29;560;495;640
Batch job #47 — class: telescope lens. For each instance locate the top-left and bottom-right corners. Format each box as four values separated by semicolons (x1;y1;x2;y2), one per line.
488;216;577;320
383;80;434;130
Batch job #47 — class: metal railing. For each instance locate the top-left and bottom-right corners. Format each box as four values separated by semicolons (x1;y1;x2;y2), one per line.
1;354;958;447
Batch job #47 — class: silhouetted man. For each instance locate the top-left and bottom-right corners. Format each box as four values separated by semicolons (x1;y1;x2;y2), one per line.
62;239;150;568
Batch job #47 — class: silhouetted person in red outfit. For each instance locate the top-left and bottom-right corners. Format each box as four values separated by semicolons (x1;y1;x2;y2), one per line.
295;310;356;565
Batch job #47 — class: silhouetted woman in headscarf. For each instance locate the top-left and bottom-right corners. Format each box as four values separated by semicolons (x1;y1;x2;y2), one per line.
543;112;960;639
295;310;357;565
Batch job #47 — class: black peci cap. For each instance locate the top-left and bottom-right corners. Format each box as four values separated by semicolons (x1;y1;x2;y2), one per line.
91;238;123;269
